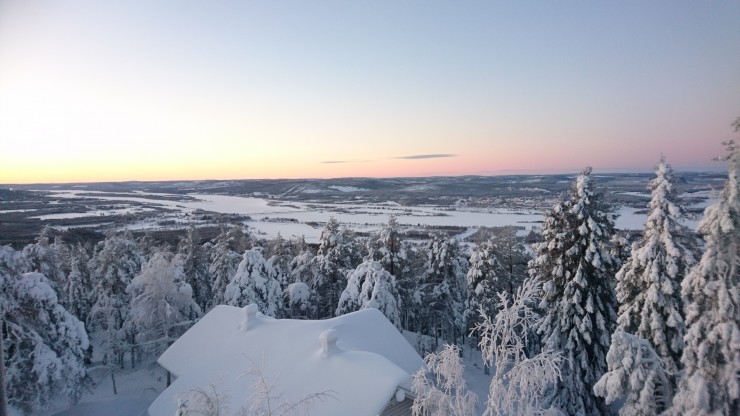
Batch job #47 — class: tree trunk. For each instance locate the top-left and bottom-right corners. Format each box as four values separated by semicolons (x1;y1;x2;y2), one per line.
166;370;171;387
111;369;118;395
0;318;8;416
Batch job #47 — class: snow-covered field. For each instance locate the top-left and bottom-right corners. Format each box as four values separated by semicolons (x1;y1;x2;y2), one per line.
44;190;710;243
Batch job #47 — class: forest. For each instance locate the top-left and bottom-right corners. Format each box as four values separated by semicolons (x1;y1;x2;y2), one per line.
1;145;738;416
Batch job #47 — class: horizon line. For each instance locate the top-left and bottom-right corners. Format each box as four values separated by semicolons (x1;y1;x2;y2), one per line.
0;167;728;187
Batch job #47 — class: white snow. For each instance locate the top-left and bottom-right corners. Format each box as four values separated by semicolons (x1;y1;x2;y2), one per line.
328;185;368;192
149;306;425;416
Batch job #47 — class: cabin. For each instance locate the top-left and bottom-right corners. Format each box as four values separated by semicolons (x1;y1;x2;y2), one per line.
148;304;425;416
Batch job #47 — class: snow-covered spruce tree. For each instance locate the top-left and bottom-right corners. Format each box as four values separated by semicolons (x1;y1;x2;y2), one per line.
87;232;143;368
207;231;241;310
125;251;201;361
176;227;212;312
530;167;618;416
366;215;407;277
62;244;93;324
22;226;65;288
1;263;90;414
224;249;282;317
286;247;322;319
411;344;478;416
414;235;468;344
614;158;693;377
336;260;402;327
491;226;530;294
594;331;672;416
226;223;251;253
312;217;360;319
266;233;295;293
474;278;564;416
670;140;740;415
284;281;312;319
465;239;507;329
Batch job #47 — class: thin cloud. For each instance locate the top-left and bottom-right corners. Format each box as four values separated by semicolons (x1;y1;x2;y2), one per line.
320;159;372;164
395;153;457;160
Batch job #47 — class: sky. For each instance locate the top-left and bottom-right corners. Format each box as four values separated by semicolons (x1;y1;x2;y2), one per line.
1;1;739;184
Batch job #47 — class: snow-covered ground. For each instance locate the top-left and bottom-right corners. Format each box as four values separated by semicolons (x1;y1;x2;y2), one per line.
46;366;163;416
43;189;712;243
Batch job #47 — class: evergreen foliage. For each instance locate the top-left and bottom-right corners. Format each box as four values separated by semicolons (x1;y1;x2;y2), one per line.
465;239;507;328
176;227;212;312
224;249;282;317
311;218;360;319
530;167;618;416
207;231;241;310
87;232;143;368
62;244;92;324
614;159;693;374
594;331;673;416
1;265;90;414
414;235;468;343
336;260;402;327
671;141;740;415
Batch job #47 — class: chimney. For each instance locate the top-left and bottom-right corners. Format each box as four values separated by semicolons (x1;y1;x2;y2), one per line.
239;304;259;332
319;329;339;357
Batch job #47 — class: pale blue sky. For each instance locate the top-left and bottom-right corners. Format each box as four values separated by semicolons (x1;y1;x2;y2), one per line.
1;1;738;183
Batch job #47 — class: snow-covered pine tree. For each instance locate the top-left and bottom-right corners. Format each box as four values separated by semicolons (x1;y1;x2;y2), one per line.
670;140;740;415
87;232;143;368
125;251;201;361
414;235;468;345
336;260;402;327
207;230;241;310
465;239;507;329
224;249;282;317
594;331;672;416
530;167;618;416
614;158;693;376
1;252;90;414
176;227;211;312
312;217;360;319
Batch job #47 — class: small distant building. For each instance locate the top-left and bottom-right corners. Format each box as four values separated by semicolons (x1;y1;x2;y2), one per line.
148;305;424;416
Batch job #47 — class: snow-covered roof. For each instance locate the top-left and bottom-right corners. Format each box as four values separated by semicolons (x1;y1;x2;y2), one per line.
148;305;424;416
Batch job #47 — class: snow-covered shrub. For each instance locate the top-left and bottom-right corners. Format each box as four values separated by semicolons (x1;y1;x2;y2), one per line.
474;278;563;416
125;251;201;360
412;344;477;416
